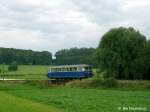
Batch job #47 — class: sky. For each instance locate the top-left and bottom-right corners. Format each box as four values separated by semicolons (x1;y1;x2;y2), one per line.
0;0;150;55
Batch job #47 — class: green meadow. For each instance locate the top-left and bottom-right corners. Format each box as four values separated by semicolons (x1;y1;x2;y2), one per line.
0;65;49;80
0;82;150;112
0;91;62;112
0;65;149;112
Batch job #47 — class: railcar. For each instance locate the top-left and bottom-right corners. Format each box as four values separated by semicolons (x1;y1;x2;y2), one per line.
47;64;93;79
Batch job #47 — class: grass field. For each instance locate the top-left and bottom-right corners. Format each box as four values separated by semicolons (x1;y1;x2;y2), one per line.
0;65;149;112
0;91;62;112
0;65;49;80
0;82;150;112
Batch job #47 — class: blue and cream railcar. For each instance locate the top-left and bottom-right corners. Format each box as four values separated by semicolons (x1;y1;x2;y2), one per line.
47;65;93;79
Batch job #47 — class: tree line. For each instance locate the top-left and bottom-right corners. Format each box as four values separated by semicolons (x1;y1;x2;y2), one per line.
54;48;96;65
0;48;52;65
0;47;96;65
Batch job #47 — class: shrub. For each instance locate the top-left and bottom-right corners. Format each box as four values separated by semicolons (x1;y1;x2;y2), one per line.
8;61;18;71
102;77;118;88
89;79;103;88
66;78;118;88
66;80;90;88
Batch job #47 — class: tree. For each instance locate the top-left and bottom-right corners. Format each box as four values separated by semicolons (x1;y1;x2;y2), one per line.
8;61;18;71
132;40;150;80
96;27;146;79
143;40;150;79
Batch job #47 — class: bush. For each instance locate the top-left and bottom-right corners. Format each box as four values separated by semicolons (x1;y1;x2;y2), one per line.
89;79;103;88
8;61;18;71
102;77;118;88
66;80;90;88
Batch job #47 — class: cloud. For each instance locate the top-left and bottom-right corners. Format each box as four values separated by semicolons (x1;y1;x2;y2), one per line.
0;0;150;54
70;0;150;36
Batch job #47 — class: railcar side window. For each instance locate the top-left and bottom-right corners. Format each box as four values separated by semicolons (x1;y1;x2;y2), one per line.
77;67;82;71
82;68;85;71
72;67;77;71
49;65;92;72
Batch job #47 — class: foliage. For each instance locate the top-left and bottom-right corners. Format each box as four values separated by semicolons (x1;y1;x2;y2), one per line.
129;40;150;80
0;47;96;66
96;27;149;80
8;61;18;71
0;48;52;65
102;77;118;88
24;80;49;89
87;79;103;88
66;78;118;88
55;48;96;65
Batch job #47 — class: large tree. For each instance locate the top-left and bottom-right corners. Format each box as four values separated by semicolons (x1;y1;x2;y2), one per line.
133;40;150;80
143;40;150;79
96;27;146;79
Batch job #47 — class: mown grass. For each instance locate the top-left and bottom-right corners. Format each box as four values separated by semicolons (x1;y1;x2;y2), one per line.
0;91;62;112
0;65;49;80
0;82;150;112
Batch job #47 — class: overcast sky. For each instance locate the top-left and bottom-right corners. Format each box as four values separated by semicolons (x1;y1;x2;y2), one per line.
0;0;150;55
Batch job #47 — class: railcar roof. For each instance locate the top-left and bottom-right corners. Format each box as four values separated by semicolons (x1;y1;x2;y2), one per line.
49;64;90;68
